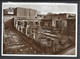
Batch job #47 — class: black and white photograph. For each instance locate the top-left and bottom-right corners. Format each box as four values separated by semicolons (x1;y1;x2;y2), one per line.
2;2;77;57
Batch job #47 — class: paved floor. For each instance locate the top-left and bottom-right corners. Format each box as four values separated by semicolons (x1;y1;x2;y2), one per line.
3;28;75;55
4;28;43;54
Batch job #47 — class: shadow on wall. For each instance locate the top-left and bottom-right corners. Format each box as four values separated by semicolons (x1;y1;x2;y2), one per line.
4;18;14;29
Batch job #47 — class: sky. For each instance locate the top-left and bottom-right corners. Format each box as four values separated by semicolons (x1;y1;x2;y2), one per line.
2;2;78;14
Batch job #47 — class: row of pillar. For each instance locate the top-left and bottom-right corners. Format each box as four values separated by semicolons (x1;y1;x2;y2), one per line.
14;19;41;40
14;19;28;35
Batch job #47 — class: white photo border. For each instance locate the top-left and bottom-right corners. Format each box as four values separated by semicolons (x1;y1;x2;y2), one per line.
1;2;78;57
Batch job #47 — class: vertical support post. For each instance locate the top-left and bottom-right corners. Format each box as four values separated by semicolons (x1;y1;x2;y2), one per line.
33;30;36;40
18;26;19;31
26;27;27;35
21;27;23;33
16;21;18;29
26;21;28;35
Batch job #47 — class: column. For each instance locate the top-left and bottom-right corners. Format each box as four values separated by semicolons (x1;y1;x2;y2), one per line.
21;25;23;33
33;30;36;40
26;21;28;35
26;27;27;35
18;26;19;31
27;25;29;36
21;20;24;33
16;21;18;29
